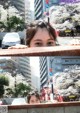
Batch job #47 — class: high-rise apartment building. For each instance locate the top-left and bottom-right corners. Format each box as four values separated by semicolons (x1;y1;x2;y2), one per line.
12;0;25;18
11;57;31;85
12;0;31;24
39;56;80;89
25;0;32;24
39;57;49;88
34;0;43;20
0;57;13;73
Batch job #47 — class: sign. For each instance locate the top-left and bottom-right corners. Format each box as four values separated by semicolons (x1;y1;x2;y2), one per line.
49;72;53;76
49;68;52;72
60;0;80;3
49;68;53;76
45;0;49;4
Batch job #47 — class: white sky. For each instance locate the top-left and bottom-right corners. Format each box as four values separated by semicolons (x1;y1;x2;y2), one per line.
30;57;40;77
29;0;34;11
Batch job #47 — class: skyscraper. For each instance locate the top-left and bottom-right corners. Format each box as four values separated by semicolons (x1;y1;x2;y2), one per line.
34;0;43;20
34;0;59;20
12;0;31;24
11;57;31;85
12;0;25;19
39;57;49;88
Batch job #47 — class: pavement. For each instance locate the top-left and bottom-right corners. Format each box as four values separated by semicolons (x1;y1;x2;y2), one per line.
57;36;80;45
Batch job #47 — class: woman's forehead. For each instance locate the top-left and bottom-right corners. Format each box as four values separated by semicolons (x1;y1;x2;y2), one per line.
30;95;37;99
33;28;51;39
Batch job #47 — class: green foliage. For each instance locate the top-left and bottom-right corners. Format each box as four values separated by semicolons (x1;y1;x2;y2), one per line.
6;83;32;97
0;74;9;86
0;16;25;32
5;88;14;96
0;74;9;97
0;21;6;28
0;85;4;98
14;83;32;97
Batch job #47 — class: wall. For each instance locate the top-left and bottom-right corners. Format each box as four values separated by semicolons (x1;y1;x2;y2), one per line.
7;102;80;113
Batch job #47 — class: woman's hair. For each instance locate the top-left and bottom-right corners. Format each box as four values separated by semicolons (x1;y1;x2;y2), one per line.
26;20;57;46
27;91;40;103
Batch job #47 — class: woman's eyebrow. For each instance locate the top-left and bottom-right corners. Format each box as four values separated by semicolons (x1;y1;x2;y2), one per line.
47;39;55;41
33;39;42;42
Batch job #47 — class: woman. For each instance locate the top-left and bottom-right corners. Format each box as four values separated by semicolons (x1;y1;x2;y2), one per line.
9;20;58;48
27;91;40;104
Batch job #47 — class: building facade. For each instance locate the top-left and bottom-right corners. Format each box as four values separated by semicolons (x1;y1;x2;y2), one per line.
12;0;25;18
12;0;31;24
11;57;31;85
34;0;43;20
25;0;32;24
39;56;80;89
39;57;49;88
0;57;12;73
34;0;59;20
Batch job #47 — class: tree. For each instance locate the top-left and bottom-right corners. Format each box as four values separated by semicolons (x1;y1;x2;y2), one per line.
0;0;25;32
0;16;25;32
0;74;9;98
0;21;6;28
6;83;32;97
15;83;32;97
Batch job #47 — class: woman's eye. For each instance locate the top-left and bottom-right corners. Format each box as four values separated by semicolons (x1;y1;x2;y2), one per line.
47;41;55;46
35;42;42;47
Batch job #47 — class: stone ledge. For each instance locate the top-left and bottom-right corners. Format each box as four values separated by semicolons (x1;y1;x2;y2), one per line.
0;45;80;56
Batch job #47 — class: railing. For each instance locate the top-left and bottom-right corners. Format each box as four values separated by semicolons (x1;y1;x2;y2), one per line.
1;101;80;113
0;45;80;56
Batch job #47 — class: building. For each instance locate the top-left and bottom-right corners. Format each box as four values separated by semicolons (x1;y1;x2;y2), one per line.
11;57;31;85
11;56;41;91
34;0;59;20
39;56;80;89
48;56;80;75
34;0;43;20
25;0;32;24
0;57;12;73
39;57;49;88
12;0;31;24
60;0;80;3
43;0;59;12
12;0;25;19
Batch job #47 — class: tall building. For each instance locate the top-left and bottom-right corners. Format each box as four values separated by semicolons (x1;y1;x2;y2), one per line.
39;57;49;88
0;57;12;73
12;0;25;19
34;0;43;20
43;0;59;12
12;0;31;24
39;56;80;89
34;0;59;20
25;0;32;24
11;57;31;85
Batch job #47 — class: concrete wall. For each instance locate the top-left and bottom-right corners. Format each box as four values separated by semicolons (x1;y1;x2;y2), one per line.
7;102;80;113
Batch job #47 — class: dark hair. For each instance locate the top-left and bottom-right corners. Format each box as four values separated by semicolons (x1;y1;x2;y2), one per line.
26;20;57;46
27;91;40;103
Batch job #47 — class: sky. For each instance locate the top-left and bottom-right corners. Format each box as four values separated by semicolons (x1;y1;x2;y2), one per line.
30;57;40;77
29;0;34;11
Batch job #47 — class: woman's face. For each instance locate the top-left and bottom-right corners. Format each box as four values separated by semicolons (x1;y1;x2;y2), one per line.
29;28;56;47
29;95;40;104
